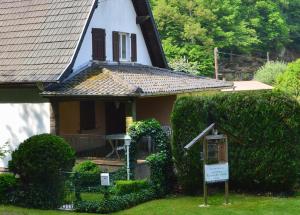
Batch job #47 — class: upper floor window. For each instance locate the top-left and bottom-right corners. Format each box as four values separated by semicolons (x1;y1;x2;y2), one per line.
119;33;130;61
113;31;137;62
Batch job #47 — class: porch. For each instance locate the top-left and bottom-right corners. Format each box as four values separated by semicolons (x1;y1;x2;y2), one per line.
51;96;175;169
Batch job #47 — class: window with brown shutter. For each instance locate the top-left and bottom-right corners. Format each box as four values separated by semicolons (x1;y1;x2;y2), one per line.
112;31;120;62
92;28;106;61
131;34;137;62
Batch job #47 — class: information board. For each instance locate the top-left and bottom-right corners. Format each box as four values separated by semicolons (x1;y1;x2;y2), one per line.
205;163;229;183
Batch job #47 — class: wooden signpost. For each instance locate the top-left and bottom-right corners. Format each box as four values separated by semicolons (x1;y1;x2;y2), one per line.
185;123;229;207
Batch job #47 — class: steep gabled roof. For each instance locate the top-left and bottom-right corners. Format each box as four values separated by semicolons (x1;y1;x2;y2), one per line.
0;0;96;83
42;63;232;97
0;0;168;84
131;0;168;68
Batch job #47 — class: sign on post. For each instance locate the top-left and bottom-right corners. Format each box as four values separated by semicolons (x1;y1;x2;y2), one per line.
205;163;229;183
184;124;230;206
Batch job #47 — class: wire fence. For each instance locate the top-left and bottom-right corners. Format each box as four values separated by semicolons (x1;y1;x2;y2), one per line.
59;167;127;211
217;48;299;81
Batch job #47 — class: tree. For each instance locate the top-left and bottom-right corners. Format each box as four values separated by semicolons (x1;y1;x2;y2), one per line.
151;0;295;76
0;142;9;159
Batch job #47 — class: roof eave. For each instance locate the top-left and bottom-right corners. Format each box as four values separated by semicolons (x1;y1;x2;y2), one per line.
41;85;233;98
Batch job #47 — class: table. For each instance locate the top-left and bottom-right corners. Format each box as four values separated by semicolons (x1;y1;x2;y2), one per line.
105;134;128;159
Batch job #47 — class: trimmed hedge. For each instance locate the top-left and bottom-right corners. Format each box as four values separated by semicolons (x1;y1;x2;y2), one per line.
8;134;75;208
75;188;156;214
113;180;149;195
0;173;17;203
73;161;101;187
171;91;300;194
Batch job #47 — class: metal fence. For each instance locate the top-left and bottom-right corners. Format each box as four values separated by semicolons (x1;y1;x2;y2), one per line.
59;167;127;211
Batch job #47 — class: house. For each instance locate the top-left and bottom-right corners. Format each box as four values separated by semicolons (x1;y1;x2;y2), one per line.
0;0;231;169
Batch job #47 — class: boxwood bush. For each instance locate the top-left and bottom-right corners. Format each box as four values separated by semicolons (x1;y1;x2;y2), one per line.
171;91;300;194
8;134;75;209
113;180;149;195
0;173;17;203
73;161;101;187
75;188;156;213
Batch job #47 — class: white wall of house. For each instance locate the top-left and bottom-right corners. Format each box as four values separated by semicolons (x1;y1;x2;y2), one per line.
73;0;152;71
0;88;50;168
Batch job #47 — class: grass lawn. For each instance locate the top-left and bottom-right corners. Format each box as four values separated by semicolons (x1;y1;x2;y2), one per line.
1;193;300;215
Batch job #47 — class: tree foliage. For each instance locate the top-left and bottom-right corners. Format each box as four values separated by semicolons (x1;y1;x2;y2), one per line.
151;0;299;76
275;59;300;98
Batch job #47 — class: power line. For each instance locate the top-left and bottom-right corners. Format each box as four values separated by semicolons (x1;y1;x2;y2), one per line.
218;51;267;61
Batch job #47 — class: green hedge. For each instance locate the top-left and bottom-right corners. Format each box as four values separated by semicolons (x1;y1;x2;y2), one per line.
8;134;75;209
0;173;17;203
171;91;300;194
73;161;102;188
113;180;149;195
74;188;156;214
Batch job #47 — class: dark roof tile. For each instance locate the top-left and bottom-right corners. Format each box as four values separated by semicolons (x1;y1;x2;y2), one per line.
0;0;95;83
43;63;233;97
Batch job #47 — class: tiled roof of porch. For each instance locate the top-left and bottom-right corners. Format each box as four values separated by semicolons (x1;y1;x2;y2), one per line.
42;63;233;97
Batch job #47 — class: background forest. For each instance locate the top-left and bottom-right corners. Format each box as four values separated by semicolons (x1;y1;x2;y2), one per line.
150;0;300;77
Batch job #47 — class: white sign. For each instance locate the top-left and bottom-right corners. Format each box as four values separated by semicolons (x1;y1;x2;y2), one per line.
101;173;110;186
205;163;229;183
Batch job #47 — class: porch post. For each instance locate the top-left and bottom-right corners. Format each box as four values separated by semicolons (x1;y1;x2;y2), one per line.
50;100;60;135
131;99;137;121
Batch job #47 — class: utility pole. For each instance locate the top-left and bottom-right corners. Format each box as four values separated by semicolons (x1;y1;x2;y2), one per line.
214;47;219;80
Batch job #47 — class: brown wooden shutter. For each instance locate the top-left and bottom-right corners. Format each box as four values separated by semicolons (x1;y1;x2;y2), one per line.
112;31;120;62
92;28;106;61
131;33;137;62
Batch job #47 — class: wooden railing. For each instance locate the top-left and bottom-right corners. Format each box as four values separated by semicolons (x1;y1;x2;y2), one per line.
61;134;106;153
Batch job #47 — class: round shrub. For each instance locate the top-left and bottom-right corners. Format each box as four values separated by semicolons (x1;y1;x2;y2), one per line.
275;59;300;98
172;91;300;194
8;134;75;208
254;61;287;85
0;173;17;203
73;161;101;187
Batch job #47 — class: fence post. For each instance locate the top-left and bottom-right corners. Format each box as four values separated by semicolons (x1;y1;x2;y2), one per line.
214;47;219;80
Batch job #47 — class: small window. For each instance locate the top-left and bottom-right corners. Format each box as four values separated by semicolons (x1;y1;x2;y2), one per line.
119;33;130;61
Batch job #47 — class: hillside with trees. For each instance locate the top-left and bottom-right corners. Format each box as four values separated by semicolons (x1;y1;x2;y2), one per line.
150;0;300;77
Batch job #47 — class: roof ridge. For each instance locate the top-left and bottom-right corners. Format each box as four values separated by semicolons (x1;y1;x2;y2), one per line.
106;68;143;94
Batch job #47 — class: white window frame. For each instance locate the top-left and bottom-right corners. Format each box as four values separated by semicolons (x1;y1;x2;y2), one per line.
119;32;131;62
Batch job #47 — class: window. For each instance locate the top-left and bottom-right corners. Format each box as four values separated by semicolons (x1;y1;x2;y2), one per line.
112;32;137;62
119;33;130;61
80;101;96;131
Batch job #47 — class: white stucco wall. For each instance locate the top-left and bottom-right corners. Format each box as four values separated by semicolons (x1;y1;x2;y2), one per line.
73;0;152;71
0;88;50;168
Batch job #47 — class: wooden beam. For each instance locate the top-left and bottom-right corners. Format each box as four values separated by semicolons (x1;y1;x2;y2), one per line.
131;99;137;121
184;123;215;150
136;16;150;24
50;101;60;135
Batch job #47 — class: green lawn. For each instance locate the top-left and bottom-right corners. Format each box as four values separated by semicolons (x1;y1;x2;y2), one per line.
1;194;300;215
